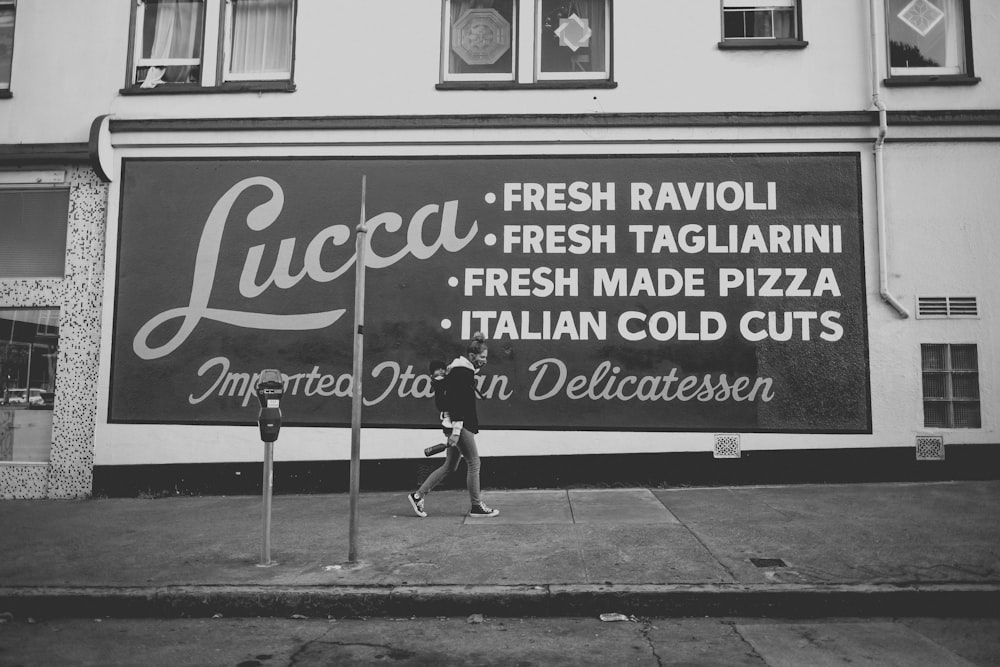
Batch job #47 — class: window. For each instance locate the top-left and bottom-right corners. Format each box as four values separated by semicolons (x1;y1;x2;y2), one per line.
1;309;59;463
720;0;804;47
886;0;974;81
0;186;69;278
921;344;981;429
0;0;14;94
132;0;204;87
223;0;294;82
442;0;611;85
128;0;295;90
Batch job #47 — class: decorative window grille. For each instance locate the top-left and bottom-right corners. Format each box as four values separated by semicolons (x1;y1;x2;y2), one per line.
921;344;981;428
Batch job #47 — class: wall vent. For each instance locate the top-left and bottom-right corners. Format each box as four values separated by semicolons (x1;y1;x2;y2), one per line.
714;434;741;459
916;296;979;319
915;435;945;461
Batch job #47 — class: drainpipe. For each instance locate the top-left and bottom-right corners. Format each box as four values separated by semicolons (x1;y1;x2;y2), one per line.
868;0;909;318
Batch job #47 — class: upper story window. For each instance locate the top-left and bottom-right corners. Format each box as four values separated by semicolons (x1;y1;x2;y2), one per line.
223;0;295;81
720;0;806;49
886;0;976;84
441;0;612;87
127;0;295;91
0;0;15;95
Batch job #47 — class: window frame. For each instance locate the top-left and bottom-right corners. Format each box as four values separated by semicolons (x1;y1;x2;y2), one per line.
125;0;297;93
0;307;61;462
218;0;297;84
129;0;207;89
534;0;612;82
440;0;614;88
0;0;16;98
921;343;982;429
0;180;70;280
884;0;978;86
441;0;518;84
718;0;807;50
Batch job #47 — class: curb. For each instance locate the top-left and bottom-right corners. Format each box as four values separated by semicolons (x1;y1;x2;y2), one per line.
3;583;999;619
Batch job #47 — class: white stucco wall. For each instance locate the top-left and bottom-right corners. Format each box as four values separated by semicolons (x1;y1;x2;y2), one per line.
5;1;999;145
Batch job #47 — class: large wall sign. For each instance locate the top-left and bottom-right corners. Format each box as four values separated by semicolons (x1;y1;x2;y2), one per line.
111;155;871;433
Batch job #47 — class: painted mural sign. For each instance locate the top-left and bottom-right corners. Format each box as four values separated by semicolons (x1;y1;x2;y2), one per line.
111;154;871;432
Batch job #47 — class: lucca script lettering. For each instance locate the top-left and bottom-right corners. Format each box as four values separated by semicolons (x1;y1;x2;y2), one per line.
133;177;477;360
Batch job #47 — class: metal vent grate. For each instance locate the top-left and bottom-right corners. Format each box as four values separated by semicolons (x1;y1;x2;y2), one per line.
917;296;979;319
714;433;741;459
916;435;945;461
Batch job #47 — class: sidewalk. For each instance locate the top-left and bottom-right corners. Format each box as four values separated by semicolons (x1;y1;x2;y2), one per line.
1;480;998;619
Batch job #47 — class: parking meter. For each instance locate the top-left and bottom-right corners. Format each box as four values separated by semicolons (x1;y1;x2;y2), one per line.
255;369;284;443
254;369;283;567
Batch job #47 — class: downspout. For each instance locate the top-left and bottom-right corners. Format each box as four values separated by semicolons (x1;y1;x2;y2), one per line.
868;0;910;318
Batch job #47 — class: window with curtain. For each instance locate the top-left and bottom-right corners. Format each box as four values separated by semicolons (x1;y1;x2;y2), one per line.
0;0;15;91
133;0;204;87
224;0;295;81
129;0;296;89
722;0;798;41
887;0;969;76
442;0;611;84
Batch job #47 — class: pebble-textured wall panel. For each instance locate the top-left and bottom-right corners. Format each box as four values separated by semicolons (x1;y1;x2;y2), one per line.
0;166;107;499
0;462;48;499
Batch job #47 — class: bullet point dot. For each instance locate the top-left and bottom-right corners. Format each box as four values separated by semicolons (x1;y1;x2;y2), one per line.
441;319;452;330
484;233;497;246
448;276;459;288
484;192;497;204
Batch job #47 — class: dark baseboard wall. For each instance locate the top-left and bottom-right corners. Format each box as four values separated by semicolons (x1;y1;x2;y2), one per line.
91;444;1000;498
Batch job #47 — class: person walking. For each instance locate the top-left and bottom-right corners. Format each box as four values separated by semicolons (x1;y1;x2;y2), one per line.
408;332;500;518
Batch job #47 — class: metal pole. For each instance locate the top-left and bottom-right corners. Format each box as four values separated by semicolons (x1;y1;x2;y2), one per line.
348;175;368;563
259;439;274;566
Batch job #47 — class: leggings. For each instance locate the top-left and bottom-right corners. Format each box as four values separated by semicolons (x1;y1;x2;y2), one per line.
417;428;482;506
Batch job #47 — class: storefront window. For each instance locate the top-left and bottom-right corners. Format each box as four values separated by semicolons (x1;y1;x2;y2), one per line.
0;309;58;462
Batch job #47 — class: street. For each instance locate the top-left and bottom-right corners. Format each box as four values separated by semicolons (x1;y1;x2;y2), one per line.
1;615;998;666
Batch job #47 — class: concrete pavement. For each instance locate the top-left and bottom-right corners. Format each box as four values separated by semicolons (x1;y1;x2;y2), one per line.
0;480;998;618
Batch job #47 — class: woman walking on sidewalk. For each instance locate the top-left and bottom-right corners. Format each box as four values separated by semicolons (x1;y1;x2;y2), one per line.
408;332;500;518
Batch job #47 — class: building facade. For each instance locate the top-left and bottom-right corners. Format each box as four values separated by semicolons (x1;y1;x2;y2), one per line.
1;1;998;498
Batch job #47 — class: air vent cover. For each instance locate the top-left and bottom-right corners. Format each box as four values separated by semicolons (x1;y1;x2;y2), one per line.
714;434;741;459
917;296;979;319
916;435;945;461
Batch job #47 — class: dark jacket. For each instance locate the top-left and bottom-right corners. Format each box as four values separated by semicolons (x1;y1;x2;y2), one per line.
444;357;480;434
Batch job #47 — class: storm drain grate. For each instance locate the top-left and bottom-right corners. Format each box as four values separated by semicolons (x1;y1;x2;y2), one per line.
750;558;787;568
714;433;741;458
916;435;945;461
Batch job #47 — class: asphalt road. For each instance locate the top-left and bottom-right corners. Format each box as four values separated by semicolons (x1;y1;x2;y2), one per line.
1;615;998;666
